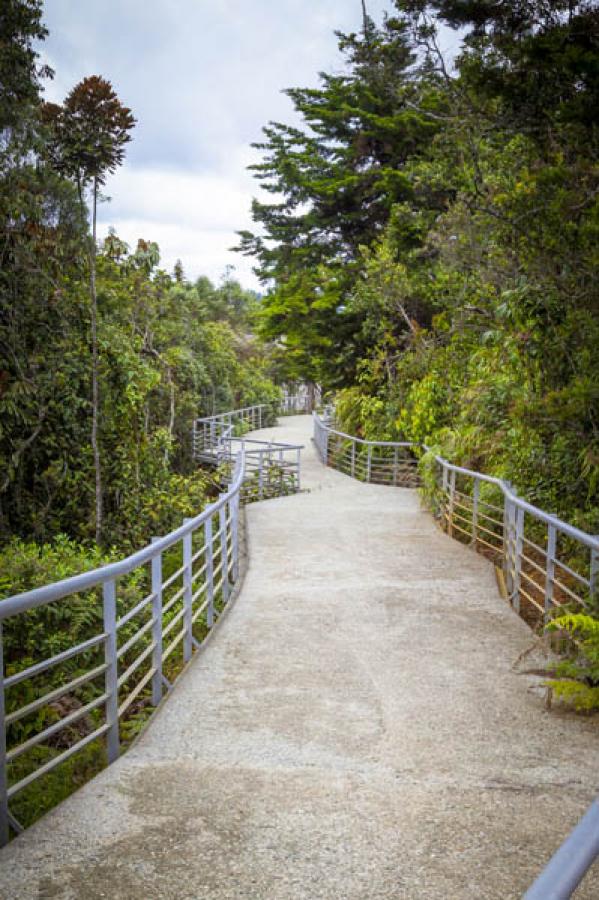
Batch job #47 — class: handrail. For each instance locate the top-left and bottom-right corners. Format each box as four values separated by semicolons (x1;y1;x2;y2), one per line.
0;405;303;845
0;460;244;619
313;410;599;895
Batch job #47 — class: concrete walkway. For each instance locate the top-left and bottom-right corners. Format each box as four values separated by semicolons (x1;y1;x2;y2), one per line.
1;415;598;899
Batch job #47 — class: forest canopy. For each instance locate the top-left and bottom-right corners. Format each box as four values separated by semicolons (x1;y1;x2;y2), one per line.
0;0;281;560
240;0;599;533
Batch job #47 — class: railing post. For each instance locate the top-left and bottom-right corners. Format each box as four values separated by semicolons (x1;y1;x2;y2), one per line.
393;447;399;486
448;470;456;537
367;445;372;483
231;495;240;582
182;522;193;663
513;506;524;614
150;539;163;706
591;544;598;602
258;406;263;429
296;447;301;492
0;624;9;848
102;579;120;764
471;479;479;545
503;494;513;593
258;451;264;500
351;440;356;478
219;497;230;603
205;516;214;628
544;524;556;623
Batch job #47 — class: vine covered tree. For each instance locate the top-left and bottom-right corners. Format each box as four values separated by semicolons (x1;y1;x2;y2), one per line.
43;77;136;542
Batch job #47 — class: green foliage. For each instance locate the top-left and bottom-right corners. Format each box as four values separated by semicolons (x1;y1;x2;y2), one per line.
546;614;599;712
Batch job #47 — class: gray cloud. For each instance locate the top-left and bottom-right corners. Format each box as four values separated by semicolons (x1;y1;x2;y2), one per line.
39;1;449;287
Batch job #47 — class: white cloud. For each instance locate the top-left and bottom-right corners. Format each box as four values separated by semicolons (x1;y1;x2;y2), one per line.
39;0;460;289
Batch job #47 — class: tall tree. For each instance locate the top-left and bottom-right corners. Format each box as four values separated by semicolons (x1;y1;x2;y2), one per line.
43;77;135;542
238;14;443;385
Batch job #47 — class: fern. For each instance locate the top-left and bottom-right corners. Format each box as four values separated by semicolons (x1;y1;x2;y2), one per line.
546;613;599;711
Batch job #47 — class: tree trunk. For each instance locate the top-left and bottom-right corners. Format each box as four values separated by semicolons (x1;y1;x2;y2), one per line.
90;178;103;543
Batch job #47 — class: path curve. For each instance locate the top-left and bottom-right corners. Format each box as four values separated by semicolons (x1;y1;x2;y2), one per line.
1;415;597;899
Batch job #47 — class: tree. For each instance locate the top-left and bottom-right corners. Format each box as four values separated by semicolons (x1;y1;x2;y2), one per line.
238;14;443;386
43;77;136;542
0;0;50;132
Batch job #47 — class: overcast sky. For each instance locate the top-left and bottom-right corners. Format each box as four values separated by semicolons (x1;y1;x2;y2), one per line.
39;1;454;290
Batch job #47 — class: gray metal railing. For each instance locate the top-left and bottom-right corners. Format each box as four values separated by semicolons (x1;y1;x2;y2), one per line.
313;411;420;486
0;407;302;846
193;404;269;461
314;411;599;896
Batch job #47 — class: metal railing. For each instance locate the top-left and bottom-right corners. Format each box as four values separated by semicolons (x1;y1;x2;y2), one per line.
314;411;599;896
193;404;270;461
0;407;303;846
313;410;420;487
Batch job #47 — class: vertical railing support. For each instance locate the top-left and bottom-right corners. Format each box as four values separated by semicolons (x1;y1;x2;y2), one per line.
258;406;263;429
103;579;120;764
351;441;356;478
231;495;240;582
503;494;513;595
150;539;163;706
258;451;264;500
545;524;557;622
205;516;214;628
448;470;456;537
296;447;301;492
513;506;524;614
367;445;372;483
471;479;480;546
183;522;193;663
393;447;399;486
219;497;230;604
591;544;598;602
0;624;9;848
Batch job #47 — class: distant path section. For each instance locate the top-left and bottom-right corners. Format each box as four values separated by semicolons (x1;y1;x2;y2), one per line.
0;414;597;899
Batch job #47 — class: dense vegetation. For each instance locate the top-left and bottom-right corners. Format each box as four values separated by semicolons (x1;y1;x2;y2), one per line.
0;0;286;828
1;0;281;566
241;0;599;538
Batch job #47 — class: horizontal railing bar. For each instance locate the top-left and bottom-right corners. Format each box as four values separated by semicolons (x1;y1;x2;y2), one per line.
162;605;186;638
5;663;108;726
7;693;109;763
118;666;156;717
191;562;208;584
518;587;545;613
474;535;503;554
191;544;207;565
162;583;186;615
7;724;110;800
450;521;472;540
519;569;544;593
117;641;156;688
116;592;155;629
4;634;107;689
117;615;157;660
520;554;548;578
191;583;207;605
552;577;586;605
1;459;245;617
161;565;186;591
552;557;590;588
191;597;209;623
162;627;186;662
524;798;599;900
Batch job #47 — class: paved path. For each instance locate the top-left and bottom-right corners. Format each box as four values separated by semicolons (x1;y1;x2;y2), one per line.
1;415;598;899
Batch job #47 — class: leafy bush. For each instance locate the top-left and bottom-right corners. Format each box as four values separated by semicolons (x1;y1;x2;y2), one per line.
545;614;599;712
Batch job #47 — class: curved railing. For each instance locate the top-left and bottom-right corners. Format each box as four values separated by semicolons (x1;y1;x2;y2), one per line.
314;411;598;618
313;412;420;486
0;407;302;845
314;410;599;898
